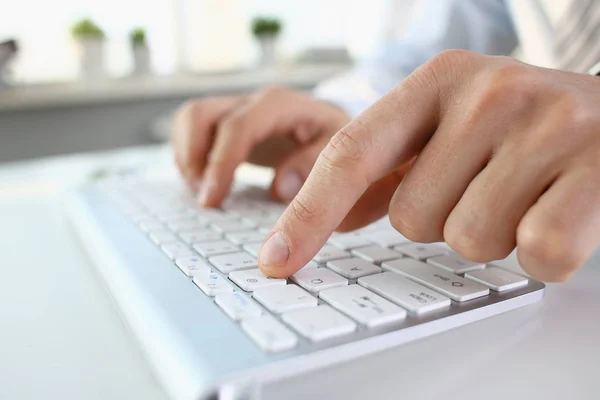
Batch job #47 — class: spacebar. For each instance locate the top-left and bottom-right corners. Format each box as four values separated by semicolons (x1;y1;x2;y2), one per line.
382;259;489;302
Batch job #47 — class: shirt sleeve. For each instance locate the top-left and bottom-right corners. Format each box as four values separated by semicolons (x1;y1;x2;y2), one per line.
314;0;519;117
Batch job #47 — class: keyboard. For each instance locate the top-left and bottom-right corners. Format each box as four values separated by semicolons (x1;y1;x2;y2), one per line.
68;179;545;400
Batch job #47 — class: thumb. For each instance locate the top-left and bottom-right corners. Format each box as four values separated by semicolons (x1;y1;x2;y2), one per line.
270;139;326;202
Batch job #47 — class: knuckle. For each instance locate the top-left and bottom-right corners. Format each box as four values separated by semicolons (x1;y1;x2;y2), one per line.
219;112;246;136
476;62;536;116
319;122;371;176
444;222;489;262
517;216;582;281
289;194;320;224
554;91;593;132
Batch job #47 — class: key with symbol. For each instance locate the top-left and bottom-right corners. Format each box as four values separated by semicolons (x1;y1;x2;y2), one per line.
291;268;348;293
209;252;257;274
229;268;287;291
382;259;489;302
319;285;407;327
326;258;382;279
193;240;240;257
215;292;263;320
393;243;448;261
358;272;451;315
193;272;234;296
175;256;211;277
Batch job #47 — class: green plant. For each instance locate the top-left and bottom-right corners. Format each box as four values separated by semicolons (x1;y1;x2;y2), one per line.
251;17;282;38
130;28;146;46
71;18;105;40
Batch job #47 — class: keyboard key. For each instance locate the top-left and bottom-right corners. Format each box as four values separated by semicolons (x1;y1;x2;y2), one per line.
327;232;372;250
301;261;319;270
241;315;298;352
167;218;205;233
242;242;263;257
326;258;382;279
382;259;489;302
209;252;257;274
427;253;485;274
225;230;266;245
179;229;222;245
312;245;351;263
196;209;237;224
175;256;211;277
291;268;348;293
193;272;234;296
465;267;528;292
358;272;451;315
229;268;286;291
282;305;357;342
215;292;263;320
193;240;240;257
253;285;318;313
367;229;411;248
210;220;255;233
394;243;448;261
351;245;403;265
149;229;178;245
161;242;195;260
319;285;406;327
242;214;279;227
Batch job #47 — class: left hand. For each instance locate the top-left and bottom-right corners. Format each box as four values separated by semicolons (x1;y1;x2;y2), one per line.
259;50;600;282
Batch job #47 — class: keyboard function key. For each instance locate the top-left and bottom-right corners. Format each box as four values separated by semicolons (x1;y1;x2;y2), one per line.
394;243;448;261
241;315;298;352
229;268;287;291
193;240;240;257
427;253;485;274
215;292;263;320
351;245;403;265
319;285;407;327
175;256;211;277
465;267;528;292
282;305;357;342
209;252;257;274
253;284;318;313
291;268;348;293
193;272;234;296
326;258;382;279
383;259;489;302
358;272;451;314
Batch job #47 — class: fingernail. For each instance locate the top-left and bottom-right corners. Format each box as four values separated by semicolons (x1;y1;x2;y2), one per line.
198;180;216;205
259;231;290;267
277;171;303;201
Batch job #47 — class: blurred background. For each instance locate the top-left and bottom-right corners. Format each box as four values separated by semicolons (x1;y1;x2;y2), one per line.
0;0;418;164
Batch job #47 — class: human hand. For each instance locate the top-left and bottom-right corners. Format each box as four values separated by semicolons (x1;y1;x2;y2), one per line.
172;86;350;206
259;51;600;282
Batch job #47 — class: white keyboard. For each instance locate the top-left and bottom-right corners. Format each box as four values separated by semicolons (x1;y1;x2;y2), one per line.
103;181;542;354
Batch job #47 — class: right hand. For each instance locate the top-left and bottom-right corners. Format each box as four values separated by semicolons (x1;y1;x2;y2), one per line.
172;86;350;207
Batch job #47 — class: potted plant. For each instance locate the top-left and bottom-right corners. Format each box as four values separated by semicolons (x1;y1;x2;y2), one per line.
71;18;106;81
251;17;282;67
130;28;151;76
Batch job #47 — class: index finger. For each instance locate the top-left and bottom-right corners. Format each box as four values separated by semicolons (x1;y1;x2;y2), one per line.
258;66;444;278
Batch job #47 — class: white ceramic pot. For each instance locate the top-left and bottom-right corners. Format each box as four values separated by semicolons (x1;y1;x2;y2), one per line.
258;35;278;67
78;38;106;81
132;44;151;76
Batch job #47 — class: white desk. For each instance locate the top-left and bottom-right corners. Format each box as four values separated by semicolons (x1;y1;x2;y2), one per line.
1;146;598;400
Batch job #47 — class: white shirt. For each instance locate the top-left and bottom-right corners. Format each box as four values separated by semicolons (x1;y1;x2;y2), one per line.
315;0;580;117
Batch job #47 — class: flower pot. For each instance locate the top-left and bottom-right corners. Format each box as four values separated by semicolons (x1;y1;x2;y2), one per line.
257;35;278;67
77;38;106;82
132;44;151;76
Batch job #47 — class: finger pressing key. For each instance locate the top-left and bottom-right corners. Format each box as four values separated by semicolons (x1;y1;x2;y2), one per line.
258;63;445;278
